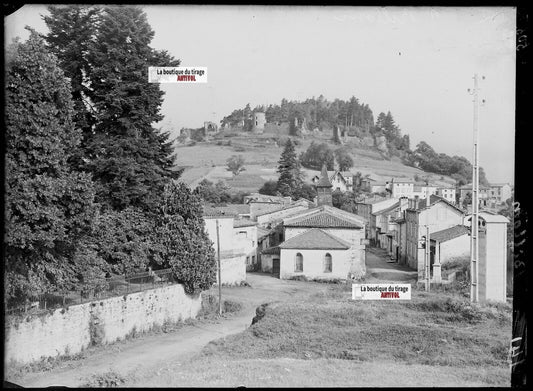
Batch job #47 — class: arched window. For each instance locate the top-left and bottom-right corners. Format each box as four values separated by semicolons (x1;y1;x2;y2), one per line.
324;253;332;273
295;253;303;272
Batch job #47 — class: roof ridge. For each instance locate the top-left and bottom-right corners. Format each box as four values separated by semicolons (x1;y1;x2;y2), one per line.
279;228;351;249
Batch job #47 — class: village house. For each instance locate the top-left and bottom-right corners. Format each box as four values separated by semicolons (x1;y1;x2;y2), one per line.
354;196;399;244
203;208;248;285
261;165;367;280
389;179;414;198
255;226;271;271
458;183;490;207
488;183;512;205
412;183;438;200
373;197;409;259
401;195;466;280
244;193;293;219
370;180;388;194
360;176;376;192
233;219;258;272
311;170;354;192
436;186;457;204
255;204;309;228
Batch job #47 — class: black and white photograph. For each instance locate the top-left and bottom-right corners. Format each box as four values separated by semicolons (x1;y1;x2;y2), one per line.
3;4;525;388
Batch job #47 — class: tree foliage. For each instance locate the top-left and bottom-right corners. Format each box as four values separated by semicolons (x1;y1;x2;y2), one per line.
4;31;100;304
222;95;374;133
276;139;304;198
193;179;246;204
407;141;489;186
152;182;217;294
44;5;181;211
334;147;354;171
226;155;246;176
300;142;335;171
258;180;279;196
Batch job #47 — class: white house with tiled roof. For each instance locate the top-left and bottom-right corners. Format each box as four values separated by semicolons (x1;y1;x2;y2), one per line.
261;175;368;280
278;229;353;279
261;165;368;280
402;195;466;279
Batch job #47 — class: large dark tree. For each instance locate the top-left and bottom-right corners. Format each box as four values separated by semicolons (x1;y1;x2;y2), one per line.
276;139;303;198
43;6;101;143
5;31;102;305
44;5;181;211
152;182;217;294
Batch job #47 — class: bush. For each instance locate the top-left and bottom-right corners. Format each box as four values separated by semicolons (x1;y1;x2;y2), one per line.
151;182;217;295
84;371;126;387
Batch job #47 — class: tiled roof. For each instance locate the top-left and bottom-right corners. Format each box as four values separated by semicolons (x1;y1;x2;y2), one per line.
257;227;271;239
412;195;464;213
203;207;235;218
466;211;510;224
233;219;257;228
430;225;469;242
261;246;280;255
373;202;400;216
255;204;304;217
279;228;351;250
203;204;249;217
284;210;364;228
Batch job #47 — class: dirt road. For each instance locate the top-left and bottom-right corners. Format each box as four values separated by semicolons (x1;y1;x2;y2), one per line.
12;273;329;388
12;249;415;387
365;247;418;282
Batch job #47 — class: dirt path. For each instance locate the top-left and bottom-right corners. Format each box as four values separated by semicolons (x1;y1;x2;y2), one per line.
365;247;418;282
13;274;327;388
11;250;416;387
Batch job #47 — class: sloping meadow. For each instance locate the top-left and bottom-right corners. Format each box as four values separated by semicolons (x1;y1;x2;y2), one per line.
202;284;511;368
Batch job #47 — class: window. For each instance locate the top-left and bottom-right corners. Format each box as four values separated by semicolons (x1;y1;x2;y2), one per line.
252;255;255;264
295;253;303;272
324;253;332;273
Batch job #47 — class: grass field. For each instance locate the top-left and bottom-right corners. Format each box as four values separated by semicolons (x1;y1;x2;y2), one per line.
174;132;457;192
129;283;512;387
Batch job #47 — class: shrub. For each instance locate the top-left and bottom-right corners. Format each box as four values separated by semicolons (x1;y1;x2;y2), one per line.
84;371;126;387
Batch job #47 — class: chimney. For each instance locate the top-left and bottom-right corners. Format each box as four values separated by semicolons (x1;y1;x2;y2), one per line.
400;196;409;212
414;195;420;209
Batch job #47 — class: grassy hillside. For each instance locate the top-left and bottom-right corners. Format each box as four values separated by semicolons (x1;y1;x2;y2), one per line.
174;128;457;192
130;283;511;387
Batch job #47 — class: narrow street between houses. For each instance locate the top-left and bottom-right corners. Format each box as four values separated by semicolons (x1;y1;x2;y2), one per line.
365;247;419;283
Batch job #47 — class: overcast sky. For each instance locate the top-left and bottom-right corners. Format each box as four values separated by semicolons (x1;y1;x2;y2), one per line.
5;5;516;184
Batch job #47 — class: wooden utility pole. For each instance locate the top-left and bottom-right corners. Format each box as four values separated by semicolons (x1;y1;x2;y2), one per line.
425;225;430;292
215;219;222;316
469;74;481;303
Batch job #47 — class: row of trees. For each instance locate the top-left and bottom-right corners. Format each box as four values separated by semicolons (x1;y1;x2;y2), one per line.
5;6;216;307
406;141;489;186
220;95;375;135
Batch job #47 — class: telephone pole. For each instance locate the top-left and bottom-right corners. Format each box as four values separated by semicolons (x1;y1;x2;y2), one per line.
469;74;481;303
425;225;430;292
215;219;222;315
